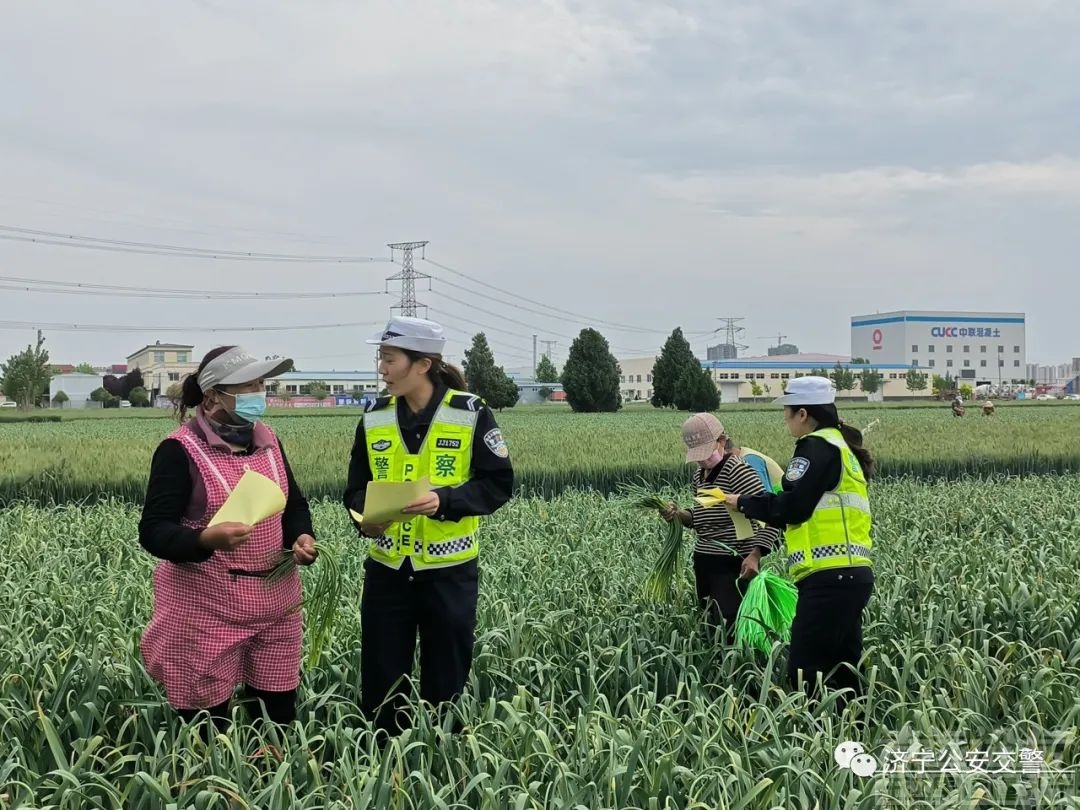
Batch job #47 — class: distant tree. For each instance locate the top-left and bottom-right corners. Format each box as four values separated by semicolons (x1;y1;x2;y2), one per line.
487;374;520;411
535;355;559;384
535;354;559;400
651;328;698;408
308;381;329;401
1;333;52;409
561;328;621;413
165;382;183;404
128;386;150;407
52;390;69;407
103;367;144;400
74;362;97;374
674;366;719;411
959;384;974;400
464;333;518;409
91;387;120;408
860;367;883;396
905;368;928;397
750;380;764;400
121;368;144;400
831;363;856;395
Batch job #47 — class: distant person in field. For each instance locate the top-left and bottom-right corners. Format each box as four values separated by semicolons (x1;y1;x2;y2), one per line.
952;395;965;417
344;317;514;738
662;413;782;639
138;346;317;736
983;399;995;416
723;376;875;718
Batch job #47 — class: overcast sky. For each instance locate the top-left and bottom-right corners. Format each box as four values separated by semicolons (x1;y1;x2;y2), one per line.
2;0;1078;372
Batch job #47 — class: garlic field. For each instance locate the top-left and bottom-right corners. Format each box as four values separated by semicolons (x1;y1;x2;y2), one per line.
4;405;1080;503
2;465;1079;807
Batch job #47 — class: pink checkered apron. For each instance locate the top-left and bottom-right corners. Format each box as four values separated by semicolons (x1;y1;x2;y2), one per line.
140;422;303;709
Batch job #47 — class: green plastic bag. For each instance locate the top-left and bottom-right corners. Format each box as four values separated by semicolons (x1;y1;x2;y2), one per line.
735;570;798;654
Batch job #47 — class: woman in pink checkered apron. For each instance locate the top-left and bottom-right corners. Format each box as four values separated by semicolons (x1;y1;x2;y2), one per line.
138;345;318;733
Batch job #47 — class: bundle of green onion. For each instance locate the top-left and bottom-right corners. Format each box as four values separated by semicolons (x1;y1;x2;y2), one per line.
266;540;345;669
734;570;798;654
621;483;685;603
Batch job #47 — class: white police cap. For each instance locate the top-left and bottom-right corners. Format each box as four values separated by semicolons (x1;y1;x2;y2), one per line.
772;375;836;406
367;316;447;355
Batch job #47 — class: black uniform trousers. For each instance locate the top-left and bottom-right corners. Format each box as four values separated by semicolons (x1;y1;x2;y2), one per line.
692;553;746;642
360;556;479;735
788;566;874;714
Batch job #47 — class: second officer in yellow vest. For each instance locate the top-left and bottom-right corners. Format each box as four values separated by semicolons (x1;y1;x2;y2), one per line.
344;317;514;736
723;376;875;716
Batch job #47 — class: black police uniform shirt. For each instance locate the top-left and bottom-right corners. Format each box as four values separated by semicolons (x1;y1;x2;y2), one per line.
736;433;873;586
343;382;514;532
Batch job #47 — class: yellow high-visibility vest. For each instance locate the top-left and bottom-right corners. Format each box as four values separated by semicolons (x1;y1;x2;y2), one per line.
363;389;481;569
783;428;873;582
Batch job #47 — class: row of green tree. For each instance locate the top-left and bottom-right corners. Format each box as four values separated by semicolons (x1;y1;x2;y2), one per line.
2;328;949;415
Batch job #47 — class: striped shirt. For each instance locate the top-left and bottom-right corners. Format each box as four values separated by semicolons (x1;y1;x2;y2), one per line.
690;454;782;557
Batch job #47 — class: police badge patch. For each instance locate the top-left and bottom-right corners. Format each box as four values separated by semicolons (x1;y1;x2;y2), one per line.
483;428;509;458
785;457;810;481
371;439;392;452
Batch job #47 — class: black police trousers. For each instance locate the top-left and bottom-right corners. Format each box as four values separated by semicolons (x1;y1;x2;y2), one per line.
360;556;479;735
788;566;874;713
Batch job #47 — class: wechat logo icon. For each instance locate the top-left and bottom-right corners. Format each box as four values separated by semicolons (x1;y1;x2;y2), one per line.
835;741;879;778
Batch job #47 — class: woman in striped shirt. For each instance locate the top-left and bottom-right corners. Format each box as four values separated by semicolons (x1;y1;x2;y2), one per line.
662;413;782;638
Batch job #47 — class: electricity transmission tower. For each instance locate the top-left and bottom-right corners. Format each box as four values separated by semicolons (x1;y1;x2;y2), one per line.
386;241;431;318
540;340;557;360
715;317;748;357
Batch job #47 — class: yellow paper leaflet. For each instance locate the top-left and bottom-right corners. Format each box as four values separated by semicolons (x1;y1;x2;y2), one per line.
208;469;286;528
692;486;759;540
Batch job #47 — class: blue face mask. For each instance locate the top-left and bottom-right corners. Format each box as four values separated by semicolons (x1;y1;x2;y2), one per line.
230;391;267;423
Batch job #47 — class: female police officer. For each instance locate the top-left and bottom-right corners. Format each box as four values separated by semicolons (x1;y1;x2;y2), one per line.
343;316;514;736
723;376;875;715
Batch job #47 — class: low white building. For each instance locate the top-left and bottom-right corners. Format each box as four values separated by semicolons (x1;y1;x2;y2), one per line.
616;353;934;404
49;373;103;408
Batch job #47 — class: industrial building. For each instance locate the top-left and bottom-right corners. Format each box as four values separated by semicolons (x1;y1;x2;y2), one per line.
49;373;104;408
851;310;1026;385
703;354;932;403
617;353;933;403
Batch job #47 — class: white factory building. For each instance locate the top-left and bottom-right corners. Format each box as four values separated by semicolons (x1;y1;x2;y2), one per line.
851;310;1027;385
48;373;104;408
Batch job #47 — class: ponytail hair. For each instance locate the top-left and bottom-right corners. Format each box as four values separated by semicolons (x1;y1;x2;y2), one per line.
177;345;235;422
403;349;468;392
799;403;876;481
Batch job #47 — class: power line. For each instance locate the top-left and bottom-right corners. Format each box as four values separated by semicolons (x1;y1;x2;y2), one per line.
0;225;391;263
432;289;656;357
0;319;381;334
0;274;387;301
427;309;541;356
424;257;713;336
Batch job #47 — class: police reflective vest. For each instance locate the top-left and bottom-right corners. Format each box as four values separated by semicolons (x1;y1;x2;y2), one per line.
784;427;873;582
362;389;482;569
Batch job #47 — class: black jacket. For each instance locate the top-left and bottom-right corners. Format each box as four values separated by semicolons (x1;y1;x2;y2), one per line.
736;434;843;529
139;436;314;564
737;434;873;586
